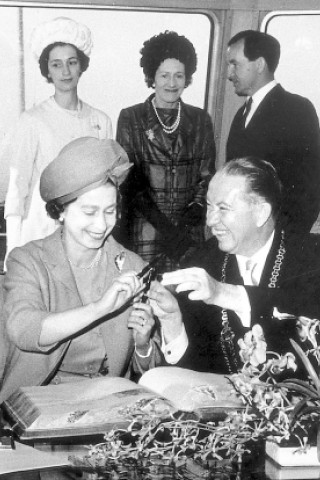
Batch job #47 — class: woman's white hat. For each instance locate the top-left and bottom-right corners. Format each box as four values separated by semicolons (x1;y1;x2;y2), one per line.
30;17;93;60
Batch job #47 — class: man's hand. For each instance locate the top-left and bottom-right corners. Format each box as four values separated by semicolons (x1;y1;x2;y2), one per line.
148;281;183;343
161;267;252;318
161;267;220;304
148;281;180;318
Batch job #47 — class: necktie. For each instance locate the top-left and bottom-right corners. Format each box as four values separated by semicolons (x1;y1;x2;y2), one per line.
242;97;253;128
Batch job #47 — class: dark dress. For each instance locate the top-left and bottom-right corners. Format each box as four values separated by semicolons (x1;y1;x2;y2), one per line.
116;94;216;272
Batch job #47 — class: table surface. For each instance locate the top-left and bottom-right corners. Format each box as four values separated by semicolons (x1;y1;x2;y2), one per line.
1;442;319;480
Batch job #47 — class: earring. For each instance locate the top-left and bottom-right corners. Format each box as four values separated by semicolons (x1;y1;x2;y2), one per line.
59;215;64;224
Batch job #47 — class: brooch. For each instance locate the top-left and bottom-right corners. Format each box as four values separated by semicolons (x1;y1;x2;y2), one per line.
115;251;126;272
146;129;155;141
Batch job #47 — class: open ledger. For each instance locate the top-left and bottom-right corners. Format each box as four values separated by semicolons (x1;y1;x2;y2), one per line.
2;367;243;442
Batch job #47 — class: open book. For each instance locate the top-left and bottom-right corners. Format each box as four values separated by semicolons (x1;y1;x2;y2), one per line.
2;367;243;442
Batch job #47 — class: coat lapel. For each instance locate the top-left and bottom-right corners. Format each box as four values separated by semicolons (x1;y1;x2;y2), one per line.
142;95;171;156
176;101;196;152
41;228;80;297
228;255;244;285
246;84;283;131
260;228;285;287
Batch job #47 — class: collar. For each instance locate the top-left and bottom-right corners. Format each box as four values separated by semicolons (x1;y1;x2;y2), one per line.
250;80;277;109
236;230;275;284
50;96;82;116
245;80;277;125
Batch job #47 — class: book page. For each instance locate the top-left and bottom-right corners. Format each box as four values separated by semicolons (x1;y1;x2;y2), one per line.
139;367;243;412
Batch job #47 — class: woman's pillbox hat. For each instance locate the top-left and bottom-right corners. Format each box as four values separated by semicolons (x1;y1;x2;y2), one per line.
30;17;93;60
40;137;132;205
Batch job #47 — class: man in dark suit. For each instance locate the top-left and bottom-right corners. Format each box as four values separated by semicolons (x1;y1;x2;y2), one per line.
226;30;320;234
150;157;320;375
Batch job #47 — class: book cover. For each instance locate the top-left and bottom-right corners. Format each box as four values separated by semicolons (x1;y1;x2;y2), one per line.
2;367;243;442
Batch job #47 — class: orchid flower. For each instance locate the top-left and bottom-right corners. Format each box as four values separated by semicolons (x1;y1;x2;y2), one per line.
238;324;267;367
296;316;320;349
266;352;297;375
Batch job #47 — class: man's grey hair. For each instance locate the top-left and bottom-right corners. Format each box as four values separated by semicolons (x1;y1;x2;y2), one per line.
221;157;283;218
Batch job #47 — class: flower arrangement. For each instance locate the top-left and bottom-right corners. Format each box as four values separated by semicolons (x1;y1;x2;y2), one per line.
70;316;320;477
230;321;320;451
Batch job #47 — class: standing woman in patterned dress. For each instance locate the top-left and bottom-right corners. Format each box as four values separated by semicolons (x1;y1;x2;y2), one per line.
116;31;216;273
4;17;112;257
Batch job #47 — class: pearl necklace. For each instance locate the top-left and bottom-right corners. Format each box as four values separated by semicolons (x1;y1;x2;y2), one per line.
60;228;102;270
151;97;181;134
68;248;102;270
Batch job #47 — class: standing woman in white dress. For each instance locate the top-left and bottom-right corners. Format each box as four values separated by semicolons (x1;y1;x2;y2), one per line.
4;17;112;256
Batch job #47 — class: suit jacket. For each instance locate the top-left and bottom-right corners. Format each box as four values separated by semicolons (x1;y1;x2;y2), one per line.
116;94;216;269
227;85;320;233
176;229;320;374
0;229;160;403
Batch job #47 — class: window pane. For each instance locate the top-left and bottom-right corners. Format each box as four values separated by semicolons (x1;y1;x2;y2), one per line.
0;5;212;139
265;14;320;120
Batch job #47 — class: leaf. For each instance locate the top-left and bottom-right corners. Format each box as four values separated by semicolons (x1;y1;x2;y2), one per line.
291;398;311;423
290;339;320;394
292;402;320;424
278;380;319;399
297;405;320;416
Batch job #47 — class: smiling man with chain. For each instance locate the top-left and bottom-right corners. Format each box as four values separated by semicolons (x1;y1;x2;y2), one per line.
149;157;320;375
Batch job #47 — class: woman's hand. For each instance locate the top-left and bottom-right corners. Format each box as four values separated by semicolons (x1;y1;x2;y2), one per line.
128;302;155;354
97;271;143;315
161;267;219;304
39;271;143;347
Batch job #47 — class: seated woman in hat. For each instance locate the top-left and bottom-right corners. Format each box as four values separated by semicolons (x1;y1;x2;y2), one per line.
0;137;162;403
3;17;112;258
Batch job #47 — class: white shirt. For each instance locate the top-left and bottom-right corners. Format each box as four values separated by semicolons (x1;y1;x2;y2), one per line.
235;232;275;326
245;80;277;126
236;231;275;286
161;327;189;364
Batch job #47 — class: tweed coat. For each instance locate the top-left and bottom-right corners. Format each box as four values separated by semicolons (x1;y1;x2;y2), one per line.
116;94;216;271
226;85;320;234
176;228;320;374
0;229;161;403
